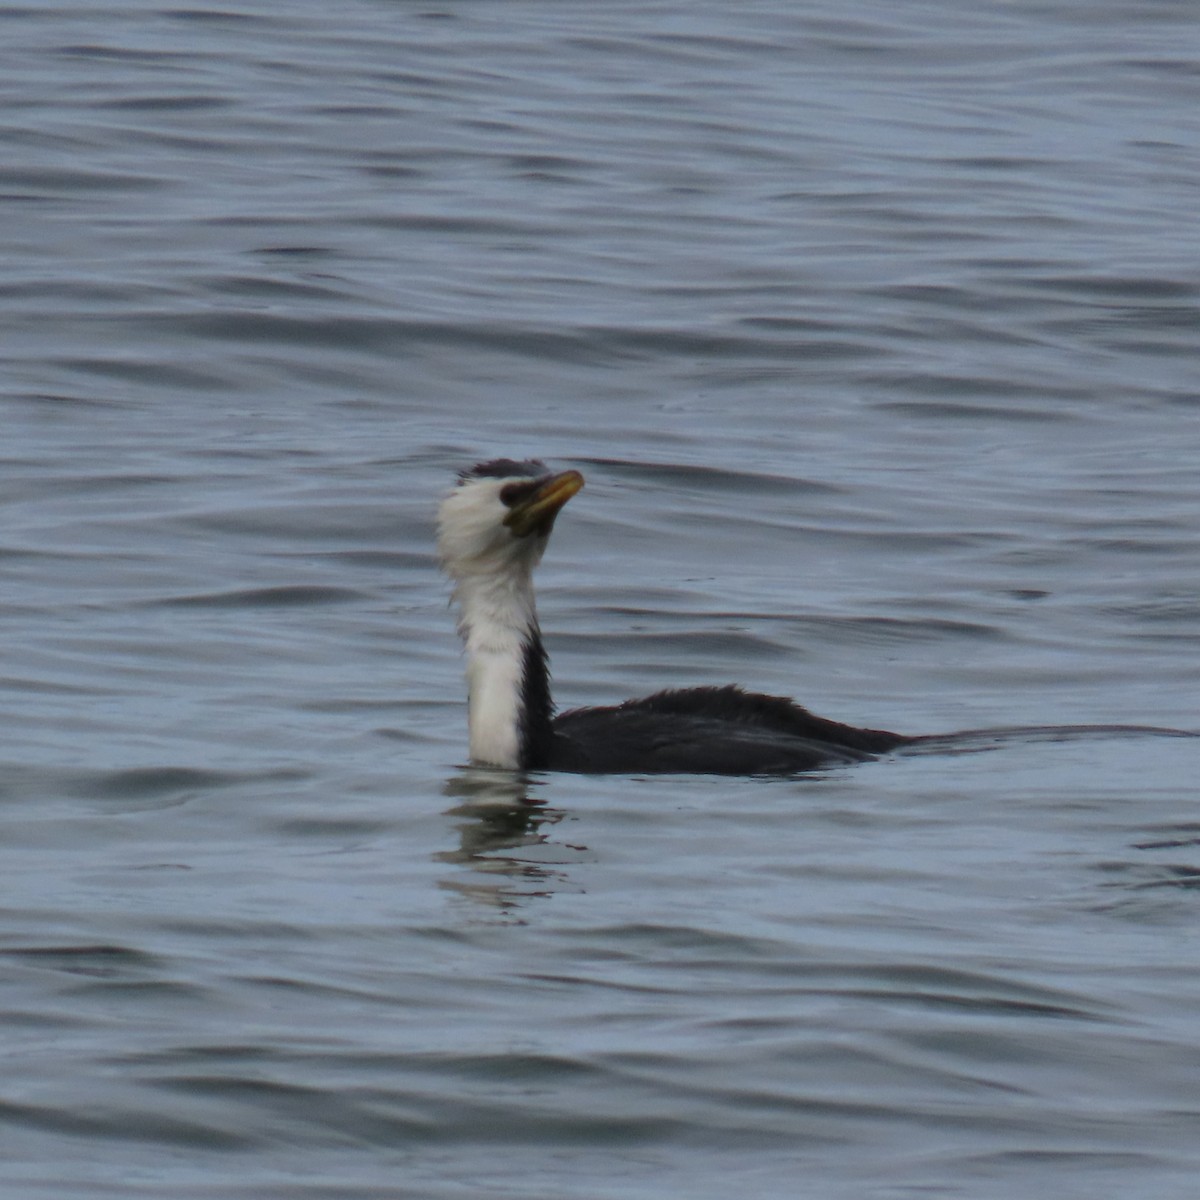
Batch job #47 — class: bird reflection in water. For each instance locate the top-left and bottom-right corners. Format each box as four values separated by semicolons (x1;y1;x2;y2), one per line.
437;768;588;912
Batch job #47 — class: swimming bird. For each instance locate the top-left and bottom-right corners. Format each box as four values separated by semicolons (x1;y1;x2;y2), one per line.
437;459;911;775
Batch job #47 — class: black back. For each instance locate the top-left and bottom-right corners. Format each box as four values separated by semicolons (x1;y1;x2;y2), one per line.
545;685;910;775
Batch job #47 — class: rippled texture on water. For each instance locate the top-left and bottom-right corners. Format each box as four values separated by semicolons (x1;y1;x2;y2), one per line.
2;1;1199;1197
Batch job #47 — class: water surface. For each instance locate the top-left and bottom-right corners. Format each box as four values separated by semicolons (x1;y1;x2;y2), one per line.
2;2;1199;1197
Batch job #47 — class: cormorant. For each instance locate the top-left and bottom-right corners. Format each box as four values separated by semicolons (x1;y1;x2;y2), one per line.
437;458;911;775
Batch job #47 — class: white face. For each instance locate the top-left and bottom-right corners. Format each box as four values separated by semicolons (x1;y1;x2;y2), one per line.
437;472;551;580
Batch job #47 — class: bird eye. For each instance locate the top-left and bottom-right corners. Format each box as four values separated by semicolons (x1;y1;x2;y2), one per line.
500;481;534;508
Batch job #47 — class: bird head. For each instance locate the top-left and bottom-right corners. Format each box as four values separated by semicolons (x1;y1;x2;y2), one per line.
437;459;584;581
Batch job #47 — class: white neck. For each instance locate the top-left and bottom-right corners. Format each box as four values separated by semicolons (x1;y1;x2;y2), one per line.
452;569;540;769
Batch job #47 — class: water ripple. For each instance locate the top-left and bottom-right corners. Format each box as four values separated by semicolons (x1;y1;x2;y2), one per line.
2;0;1199;1196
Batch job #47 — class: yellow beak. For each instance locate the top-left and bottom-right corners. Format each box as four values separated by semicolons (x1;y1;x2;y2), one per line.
503;469;585;537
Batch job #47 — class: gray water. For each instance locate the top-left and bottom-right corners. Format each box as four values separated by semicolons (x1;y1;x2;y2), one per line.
3;2;1200;1197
